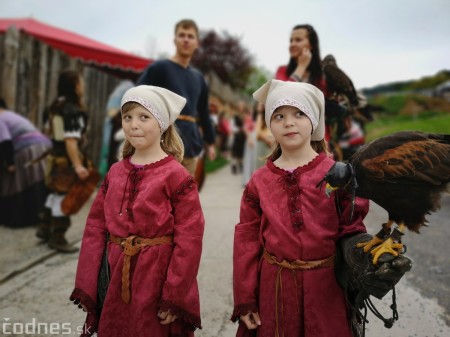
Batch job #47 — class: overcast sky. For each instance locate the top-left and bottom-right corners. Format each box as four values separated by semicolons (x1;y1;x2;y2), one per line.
1;0;449;89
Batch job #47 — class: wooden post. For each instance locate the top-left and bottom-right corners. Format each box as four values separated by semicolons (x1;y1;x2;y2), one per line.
36;43;48;130
2;26;20;110
0;34;4;97
17;33;32;119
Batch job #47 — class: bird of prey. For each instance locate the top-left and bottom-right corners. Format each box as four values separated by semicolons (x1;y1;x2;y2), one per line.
322;54;359;107
317;131;450;264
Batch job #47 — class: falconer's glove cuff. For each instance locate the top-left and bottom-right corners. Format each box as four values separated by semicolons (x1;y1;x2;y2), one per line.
336;233;413;300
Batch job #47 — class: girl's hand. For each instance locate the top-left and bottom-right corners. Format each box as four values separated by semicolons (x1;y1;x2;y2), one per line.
74;165;89;180
240;312;261;330
158;310;178;325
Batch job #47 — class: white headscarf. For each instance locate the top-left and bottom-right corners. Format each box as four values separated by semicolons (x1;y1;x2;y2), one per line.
253;79;325;141
121;85;186;133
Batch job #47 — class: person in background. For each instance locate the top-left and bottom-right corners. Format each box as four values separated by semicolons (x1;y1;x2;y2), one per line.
70;85;204;337
241;103;256;187
254;101;275;169
275;24;326;92
217;110;232;159
230;102;246;175
275;24;358;159
0;98;51;227
99;80;134;176
275;23;331;146
137;19;216;176
36;69;89;253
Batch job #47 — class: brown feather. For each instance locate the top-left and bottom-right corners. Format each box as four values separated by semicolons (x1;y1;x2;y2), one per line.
361;140;450;184
345;131;450;232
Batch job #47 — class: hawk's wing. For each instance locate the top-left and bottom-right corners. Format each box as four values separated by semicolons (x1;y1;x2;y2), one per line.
360;138;450;185
323;63;359;106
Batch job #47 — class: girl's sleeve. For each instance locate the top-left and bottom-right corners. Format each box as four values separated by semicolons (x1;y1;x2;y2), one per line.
69;175;109;335
231;180;262;321
336;190;369;239
161;175;204;330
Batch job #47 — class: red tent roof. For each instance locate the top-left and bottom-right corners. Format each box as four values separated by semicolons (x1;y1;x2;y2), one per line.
0;18;151;74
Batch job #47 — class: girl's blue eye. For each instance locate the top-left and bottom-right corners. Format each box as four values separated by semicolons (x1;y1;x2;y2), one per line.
274;114;283;120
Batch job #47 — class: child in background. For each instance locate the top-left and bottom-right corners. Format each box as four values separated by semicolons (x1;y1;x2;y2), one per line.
71;85;204;337
231;79;411;337
38;70;88;253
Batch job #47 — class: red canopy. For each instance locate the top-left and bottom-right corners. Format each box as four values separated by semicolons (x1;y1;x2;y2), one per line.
0;18;151;74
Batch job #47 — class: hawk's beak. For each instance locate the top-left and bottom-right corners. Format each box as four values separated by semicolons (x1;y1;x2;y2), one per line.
325;183;338;197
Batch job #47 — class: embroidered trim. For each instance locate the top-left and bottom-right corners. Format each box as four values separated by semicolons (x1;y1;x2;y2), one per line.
122;96;167;133
243;186;262;213
278;171;304;230
70;289;100;336
125;167;144;221
171;176;195;204
230;303;259;322
70;288;96;312
270;98;318;131
159;299;201;330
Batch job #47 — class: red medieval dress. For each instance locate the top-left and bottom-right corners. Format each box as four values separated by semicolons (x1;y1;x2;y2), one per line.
70;155;204;337
232;153;369;337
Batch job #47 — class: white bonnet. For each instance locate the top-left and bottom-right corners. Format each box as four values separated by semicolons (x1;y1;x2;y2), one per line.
253;79;325;141
121;85;186;133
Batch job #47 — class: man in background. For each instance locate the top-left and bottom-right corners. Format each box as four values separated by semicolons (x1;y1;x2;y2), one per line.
137;19;216;175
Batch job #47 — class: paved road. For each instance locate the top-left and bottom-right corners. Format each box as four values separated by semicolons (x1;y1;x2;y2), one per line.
0;164;449;336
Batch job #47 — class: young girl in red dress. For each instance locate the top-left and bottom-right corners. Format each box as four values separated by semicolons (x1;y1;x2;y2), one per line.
71;85;204;337
231;79;410;337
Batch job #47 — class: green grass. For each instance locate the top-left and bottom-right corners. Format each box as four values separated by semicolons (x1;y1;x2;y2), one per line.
371;95;411;115
205;155;229;174
366;112;450;141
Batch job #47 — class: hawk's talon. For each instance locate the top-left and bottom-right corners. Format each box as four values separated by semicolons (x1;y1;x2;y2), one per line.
370;238;403;264
356;235;383;253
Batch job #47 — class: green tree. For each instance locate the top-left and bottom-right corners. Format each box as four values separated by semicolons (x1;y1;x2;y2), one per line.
191;30;254;91
244;66;271;97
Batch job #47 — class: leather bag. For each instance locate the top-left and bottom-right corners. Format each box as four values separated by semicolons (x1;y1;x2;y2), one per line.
61;164;101;215
46;156;77;193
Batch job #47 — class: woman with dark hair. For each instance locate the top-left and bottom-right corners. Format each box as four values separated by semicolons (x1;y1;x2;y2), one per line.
275;24;354;158
275;24;326;92
36;69;90;253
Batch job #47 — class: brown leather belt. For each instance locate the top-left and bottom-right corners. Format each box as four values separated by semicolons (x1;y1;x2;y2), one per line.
177;115;199;123
263;249;335;270
110;234;173;303
263;249;335;337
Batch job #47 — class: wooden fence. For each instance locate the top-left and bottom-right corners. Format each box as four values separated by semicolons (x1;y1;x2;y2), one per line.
0;26;126;168
0;25;245;169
